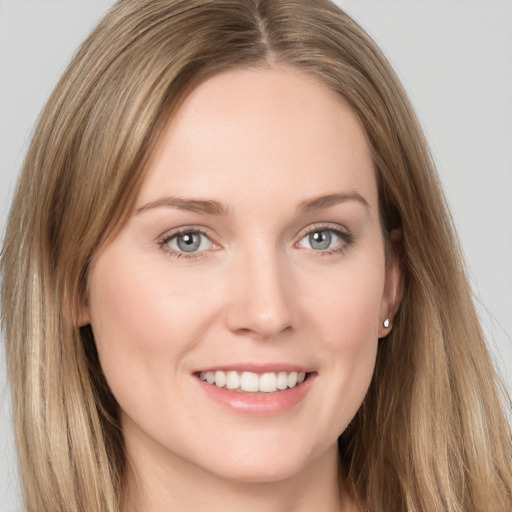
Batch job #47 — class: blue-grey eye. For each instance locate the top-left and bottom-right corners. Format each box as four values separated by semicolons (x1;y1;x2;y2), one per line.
298;228;344;251
177;232;201;252
309;230;332;250
167;231;212;253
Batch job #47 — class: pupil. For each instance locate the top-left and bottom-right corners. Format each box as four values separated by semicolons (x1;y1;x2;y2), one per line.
309;230;331;250
177;232;200;252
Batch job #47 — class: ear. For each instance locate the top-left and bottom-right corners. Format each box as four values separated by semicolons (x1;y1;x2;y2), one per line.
60;284;91;328
378;229;403;338
78;306;91;327
78;298;91;327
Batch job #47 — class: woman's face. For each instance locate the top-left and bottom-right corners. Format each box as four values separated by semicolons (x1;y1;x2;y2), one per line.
83;67;400;485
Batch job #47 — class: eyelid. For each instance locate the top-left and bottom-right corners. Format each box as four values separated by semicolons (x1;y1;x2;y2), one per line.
294;222;354;253
295;222;351;240
157;225;221;259
156;222;354;260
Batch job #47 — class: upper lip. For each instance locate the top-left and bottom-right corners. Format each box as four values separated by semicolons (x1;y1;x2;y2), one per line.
194;363;314;374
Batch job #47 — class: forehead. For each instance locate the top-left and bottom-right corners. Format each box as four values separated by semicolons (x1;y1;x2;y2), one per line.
137;66;377;210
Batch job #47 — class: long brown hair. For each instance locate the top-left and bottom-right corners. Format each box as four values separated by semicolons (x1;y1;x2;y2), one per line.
1;1;511;511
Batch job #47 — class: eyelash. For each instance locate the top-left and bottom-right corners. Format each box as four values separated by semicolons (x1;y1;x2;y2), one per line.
295;223;355;257
158;223;355;260
158;227;219;260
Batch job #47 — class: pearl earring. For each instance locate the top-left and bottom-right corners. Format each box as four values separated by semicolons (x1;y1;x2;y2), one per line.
383;318;390;328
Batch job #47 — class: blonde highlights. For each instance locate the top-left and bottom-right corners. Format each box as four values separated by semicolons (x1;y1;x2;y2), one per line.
1;1;510;511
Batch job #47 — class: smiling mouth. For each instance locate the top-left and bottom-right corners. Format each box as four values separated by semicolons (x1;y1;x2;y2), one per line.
197;370;308;393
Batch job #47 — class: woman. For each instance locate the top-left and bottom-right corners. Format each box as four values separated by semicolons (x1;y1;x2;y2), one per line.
1;1;510;511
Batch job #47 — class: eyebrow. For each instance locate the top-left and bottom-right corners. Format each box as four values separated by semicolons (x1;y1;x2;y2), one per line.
136;196;230;216
135;191;370;216
297;192;370;213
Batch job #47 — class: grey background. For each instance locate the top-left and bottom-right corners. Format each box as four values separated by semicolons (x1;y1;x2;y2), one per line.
1;1;511;510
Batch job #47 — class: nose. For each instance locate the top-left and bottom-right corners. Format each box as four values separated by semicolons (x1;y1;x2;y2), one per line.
224;245;295;339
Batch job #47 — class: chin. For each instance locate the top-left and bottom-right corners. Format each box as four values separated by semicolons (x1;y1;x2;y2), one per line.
203;457;311;485
193;434;337;486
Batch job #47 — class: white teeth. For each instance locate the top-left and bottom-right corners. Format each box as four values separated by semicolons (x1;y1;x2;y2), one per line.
276;371;288;390
259;372;277;392
199;370;308;392
225;371;240;390
214;371;226;387
240;372;259;392
287;371;298;388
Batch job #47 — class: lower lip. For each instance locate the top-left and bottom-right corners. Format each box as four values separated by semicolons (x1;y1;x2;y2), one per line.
195;374;315;416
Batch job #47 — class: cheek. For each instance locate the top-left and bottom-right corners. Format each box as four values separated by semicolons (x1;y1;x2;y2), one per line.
86;248;218;408
302;258;384;431
306;256;385;347
329;265;383;380
89;250;215;353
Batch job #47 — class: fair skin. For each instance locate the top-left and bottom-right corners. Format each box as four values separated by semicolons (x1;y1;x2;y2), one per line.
83;67;401;512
